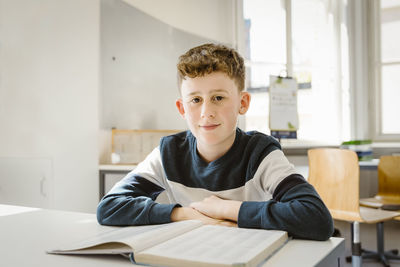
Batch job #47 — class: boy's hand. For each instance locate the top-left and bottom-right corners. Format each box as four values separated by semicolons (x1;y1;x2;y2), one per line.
189;195;242;222
171;206;237;227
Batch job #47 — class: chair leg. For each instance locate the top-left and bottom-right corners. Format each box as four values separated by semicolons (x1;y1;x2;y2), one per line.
387;249;398;255
385;252;400;260
346;222;400;267
376;222;390;266
363;250;379;260
379;222;400;261
360;222;400;267
363;248;378;255
351;221;362;267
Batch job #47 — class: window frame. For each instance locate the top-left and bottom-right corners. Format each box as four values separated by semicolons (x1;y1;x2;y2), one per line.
369;0;400;141
239;0;348;144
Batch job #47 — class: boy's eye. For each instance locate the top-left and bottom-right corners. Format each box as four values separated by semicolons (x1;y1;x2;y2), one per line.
214;96;224;101
191;97;201;103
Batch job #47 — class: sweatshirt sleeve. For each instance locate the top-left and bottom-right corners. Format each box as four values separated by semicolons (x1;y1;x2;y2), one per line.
237;150;334;241
97;147;180;226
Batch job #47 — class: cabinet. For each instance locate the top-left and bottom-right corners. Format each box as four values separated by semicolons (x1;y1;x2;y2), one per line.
0;157;53;208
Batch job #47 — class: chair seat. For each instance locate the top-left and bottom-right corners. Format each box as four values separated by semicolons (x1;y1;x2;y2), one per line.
360;196;400;209
359;206;400;223
330;207;400;223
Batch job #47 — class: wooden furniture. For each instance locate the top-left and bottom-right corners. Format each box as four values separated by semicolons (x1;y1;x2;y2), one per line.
0;204;345;267
99;128;181;200
308;148;400;267
111;129;180;164
360;155;400;212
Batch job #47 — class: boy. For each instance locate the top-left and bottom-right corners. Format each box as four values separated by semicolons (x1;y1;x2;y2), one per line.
97;43;334;241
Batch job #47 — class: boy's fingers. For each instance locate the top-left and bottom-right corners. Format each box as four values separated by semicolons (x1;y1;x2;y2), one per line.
189;202;199;209
217;220;237;227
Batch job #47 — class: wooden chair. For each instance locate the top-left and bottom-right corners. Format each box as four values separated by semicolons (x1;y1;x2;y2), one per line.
360;155;400;211
308;148;400;267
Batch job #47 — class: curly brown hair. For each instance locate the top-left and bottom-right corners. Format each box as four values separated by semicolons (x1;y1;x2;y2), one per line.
177;43;245;92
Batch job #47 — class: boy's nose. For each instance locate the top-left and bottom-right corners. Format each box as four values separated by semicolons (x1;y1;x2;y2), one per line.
200;102;215;118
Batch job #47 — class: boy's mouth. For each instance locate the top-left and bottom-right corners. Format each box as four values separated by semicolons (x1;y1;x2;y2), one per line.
200;124;220;131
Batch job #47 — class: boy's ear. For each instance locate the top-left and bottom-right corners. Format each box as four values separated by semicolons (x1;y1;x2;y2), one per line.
176;98;186;118
239;92;251;115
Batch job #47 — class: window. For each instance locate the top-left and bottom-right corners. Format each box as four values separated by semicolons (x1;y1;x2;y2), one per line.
243;0;350;144
371;0;400;140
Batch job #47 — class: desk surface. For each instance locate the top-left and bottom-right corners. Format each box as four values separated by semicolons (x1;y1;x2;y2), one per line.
99;164;137;171
358;158;379;168
0;204;344;267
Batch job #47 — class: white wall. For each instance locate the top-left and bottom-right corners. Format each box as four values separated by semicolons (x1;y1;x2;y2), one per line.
122;0;236;45
0;0;100;212
99;0;236;163
0;0;239;210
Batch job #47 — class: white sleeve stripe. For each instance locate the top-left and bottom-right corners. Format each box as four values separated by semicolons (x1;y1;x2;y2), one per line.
127;146;167;189
252;149;297;195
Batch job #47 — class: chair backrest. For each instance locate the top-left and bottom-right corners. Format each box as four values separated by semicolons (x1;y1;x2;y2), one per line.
308;148;362;221
377;155;400;198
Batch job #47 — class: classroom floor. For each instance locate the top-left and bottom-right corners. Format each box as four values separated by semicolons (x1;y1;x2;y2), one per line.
334;219;400;267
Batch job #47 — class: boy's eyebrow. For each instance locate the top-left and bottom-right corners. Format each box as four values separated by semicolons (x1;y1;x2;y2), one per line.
186;89;229;96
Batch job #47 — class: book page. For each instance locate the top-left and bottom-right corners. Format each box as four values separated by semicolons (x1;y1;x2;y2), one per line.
48;220;203;254
136;225;287;267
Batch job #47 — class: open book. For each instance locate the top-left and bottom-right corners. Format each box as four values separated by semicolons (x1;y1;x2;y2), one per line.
47;220;288;267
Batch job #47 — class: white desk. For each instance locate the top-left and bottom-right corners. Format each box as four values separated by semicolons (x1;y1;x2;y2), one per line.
358;158;379;169
263;238;344;267
0;204;344;267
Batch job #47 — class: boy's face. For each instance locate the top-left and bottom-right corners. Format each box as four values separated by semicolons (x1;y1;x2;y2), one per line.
176;72;250;156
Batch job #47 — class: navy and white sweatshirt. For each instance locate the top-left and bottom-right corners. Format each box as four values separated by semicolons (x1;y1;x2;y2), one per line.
97;128;333;241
